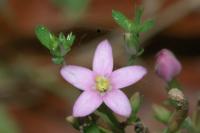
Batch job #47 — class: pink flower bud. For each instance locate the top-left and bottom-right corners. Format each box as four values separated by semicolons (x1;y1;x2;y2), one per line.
155;49;182;82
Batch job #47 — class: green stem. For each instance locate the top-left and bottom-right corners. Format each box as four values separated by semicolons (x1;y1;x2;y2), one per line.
167;79;182;91
124;32;141;65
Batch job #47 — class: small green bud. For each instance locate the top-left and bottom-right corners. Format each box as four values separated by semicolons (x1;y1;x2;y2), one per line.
66;32;76;47
153;104;171;124
130;92;142;114
58;33;66;43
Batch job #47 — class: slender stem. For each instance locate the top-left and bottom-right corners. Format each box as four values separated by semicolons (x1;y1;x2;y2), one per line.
123;28;149;133
167;79;182;91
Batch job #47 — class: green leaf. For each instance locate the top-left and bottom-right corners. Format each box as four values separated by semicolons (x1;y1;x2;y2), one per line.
134;7;144;24
153;104;171;124
130;92;142;114
58;32;66;44
95;110;119;132
84;124;101;133
139;19;155;32
58;32;75;50
35;25;57;49
35;25;76;65
127;92;142;123
112;10;133;32
0;105;20;133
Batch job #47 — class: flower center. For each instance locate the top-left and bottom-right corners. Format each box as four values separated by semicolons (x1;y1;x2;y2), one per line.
95;76;110;92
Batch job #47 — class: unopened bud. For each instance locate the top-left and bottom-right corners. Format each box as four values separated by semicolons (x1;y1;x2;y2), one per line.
168;88;184;101
155;49;182;82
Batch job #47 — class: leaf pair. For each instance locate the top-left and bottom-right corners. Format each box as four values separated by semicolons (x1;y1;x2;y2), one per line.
112;8;154;34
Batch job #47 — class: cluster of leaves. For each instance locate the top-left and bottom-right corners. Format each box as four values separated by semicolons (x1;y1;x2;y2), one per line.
112;8;154;35
112;7;154;63
35;25;75;64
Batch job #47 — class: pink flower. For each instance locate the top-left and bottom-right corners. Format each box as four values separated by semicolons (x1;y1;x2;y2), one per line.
155;49;182;82
60;40;147;117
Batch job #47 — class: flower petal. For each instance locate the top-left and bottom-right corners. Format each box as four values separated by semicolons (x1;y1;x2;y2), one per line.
73;91;103;117
60;65;94;91
103;90;131;117
93;40;113;76
110;66;147;89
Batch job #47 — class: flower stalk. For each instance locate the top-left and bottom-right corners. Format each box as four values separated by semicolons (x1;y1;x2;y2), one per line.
112;6;154;132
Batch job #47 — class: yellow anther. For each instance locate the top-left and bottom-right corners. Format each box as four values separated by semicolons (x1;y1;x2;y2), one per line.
96;76;110;92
